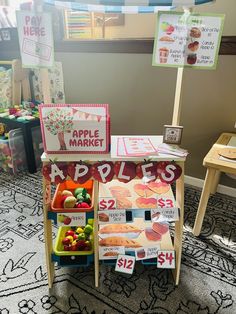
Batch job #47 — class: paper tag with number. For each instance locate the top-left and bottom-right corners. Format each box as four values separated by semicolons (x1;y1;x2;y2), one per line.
115;254;135;274
99;197;117;210
135;245;160;261
157;250;175;269
57;212;86;226
99;246;125;260
98;209;126;224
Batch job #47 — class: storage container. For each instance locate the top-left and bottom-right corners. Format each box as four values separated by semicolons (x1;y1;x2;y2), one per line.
0;128;26;174
31;126;44;169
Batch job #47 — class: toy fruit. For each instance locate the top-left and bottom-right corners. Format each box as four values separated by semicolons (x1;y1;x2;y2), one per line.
88;219;94;226
77;233;86;241
64;196;77;208
73;234;78;240
64;245;71;251
76;227;84;234
77;240;87;250
84;224;93;234
61;195;69;207
62;190;73;196
74;187;84;197
62;237;71;245
65;230;74;237
65;235;74;243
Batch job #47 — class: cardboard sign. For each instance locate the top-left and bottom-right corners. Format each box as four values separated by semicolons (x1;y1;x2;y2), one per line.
16;11;54;67
153;11;225;70
39;104;110;154
157;250;175;269
98;210;126;224
115;254;135;274
57;212;86;226
99;246;125;260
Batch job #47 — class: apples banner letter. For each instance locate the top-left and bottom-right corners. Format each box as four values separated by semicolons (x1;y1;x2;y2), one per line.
68;162;91;184
91;161;114;183
114;161;136;183
157;161;182;184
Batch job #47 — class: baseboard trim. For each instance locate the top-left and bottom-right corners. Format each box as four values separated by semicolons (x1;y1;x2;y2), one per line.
184;175;236;198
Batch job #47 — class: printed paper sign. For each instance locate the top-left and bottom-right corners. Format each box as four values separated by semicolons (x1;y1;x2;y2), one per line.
98;210;126;224
57;212;86;227
99;246;125;260
151;208;179;222
115;254;135;274
153;11;225;69
16;11;54;67
123;137;158;157
157;250;175;269
135;246;160;261
99;197;117;210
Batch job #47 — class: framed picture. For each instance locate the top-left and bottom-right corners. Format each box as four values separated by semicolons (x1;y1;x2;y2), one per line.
163;125;183;145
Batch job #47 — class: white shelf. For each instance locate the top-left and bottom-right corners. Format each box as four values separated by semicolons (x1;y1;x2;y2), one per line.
41;135;186;162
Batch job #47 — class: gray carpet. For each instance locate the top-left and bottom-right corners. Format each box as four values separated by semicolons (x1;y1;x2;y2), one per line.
0;170;235;314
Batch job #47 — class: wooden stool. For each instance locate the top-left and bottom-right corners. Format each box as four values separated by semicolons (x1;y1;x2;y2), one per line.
193;133;236;236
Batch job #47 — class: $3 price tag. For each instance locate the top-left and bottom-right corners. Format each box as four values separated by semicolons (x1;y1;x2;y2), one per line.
115;254;135;274
99;197;116;210
157;250;175;269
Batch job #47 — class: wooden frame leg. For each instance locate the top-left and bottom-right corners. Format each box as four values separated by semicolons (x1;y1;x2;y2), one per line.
193;168;216;236
210;170;221;194
43;174;55;288
93;180;99;287
173;161;184;286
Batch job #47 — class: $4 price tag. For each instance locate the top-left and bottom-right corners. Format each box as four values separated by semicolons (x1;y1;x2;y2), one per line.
99;197;116;210
115;254;135;274
157;250;175;269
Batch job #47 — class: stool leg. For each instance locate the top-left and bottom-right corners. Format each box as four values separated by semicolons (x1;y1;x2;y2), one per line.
210;170;221;194
193;168;216;236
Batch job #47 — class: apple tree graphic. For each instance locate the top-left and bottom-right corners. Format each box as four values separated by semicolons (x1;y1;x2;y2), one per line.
44;108;73;150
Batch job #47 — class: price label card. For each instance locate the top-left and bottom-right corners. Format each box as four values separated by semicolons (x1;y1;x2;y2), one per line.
157;250;175;269
99;197;117;210
99;246;125;260
98;209;126;224
151;208;179;222
115;254;135;274
57;212;86;227
135;245;160;261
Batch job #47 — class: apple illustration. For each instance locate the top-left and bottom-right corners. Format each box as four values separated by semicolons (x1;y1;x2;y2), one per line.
63;216;72;225
157;161;182;184
68;162;92;184
91;161;114;183
136;161;157;181
42;162;68;184
166;24;174;35
114;161;136;183
187;53;197;65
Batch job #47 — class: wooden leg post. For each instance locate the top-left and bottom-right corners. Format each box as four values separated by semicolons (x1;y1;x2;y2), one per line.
93;180;100;287
210;170;221;194
42;171;55;288
193;168;216;236
173;161;184;285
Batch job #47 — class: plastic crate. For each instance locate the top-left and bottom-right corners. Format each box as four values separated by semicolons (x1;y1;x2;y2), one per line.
31;126;43;169
51;180;94;213
0;129;26;174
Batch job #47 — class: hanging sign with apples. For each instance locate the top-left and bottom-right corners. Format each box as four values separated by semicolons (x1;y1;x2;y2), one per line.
42;161;182;185
153;11;225;70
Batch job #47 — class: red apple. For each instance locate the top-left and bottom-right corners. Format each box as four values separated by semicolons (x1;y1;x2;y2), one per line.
64;245;71;251
65;230;74;237
136;161;157;181
157;161;182;184
91;161;114;183
114;161;136;183
62;237;71;245
42;162;68;184
68;162;92;184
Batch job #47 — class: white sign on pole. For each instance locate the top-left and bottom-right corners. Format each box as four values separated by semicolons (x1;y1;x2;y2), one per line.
16;11;54;68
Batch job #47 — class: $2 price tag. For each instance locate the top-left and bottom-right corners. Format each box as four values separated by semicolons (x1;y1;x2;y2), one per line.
99;197;116;210
157;250;175;269
115;254;135;274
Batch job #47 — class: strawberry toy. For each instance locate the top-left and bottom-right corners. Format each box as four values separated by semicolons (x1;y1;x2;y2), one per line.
68;162;92;184
42;162;68;184
157;161;182;184
114;161;136;183
136;161;157;182
91;161;114;183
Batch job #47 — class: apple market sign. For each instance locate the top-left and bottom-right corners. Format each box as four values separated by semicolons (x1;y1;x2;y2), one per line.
16;11;54;67
42;161;182;184
153;11;225;69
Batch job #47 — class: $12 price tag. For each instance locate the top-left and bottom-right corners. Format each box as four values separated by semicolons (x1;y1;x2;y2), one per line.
157;250;175;269
99;197;116;210
115;254;135;274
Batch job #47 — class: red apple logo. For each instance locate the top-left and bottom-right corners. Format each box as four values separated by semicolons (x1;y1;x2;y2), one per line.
68;162;91;184
136;161;157;182
91;161;114;183
114;161;136;183
157;161;182;184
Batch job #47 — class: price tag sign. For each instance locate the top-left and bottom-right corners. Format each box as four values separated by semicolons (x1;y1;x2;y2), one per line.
99;197;116;210
135;246;160;261
99;246;125;260
115;254;135;274
57;212;86;227
151;208;179;222
98;209;126;224
157;250;175;269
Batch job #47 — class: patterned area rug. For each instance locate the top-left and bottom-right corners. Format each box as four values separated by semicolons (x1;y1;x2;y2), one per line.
0;170;235;314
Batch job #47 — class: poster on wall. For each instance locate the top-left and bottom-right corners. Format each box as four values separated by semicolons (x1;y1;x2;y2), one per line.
16;11;54;67
152;12;225;70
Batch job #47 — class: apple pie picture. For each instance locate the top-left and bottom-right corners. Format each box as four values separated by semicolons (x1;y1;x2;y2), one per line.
99;236;142;248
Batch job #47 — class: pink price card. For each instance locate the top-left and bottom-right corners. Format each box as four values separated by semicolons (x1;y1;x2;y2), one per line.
123;137;158;157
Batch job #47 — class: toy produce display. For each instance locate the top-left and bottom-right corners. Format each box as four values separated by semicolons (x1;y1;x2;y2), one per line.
0;101;40;121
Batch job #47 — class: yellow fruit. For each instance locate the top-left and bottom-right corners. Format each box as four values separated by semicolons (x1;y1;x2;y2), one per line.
62;190;73;196
72;240;77;246
66;235;74;243
76;227;84;234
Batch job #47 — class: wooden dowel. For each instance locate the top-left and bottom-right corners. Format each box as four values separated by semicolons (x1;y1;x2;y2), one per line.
172;67;184;126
